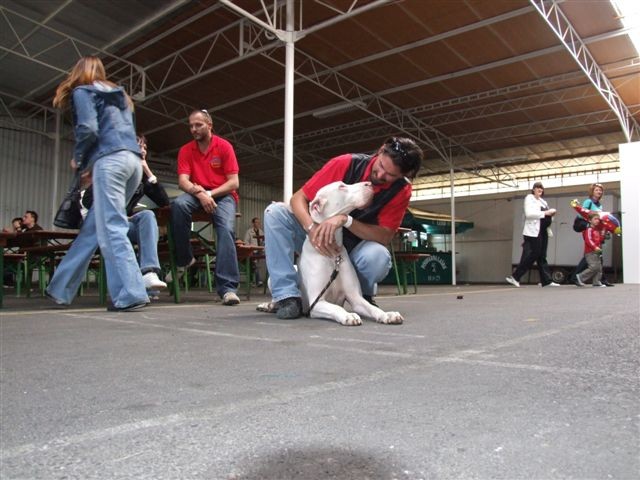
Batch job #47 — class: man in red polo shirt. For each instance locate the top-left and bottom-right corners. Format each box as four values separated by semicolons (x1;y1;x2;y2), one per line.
169;109;241;305
262;137;423;319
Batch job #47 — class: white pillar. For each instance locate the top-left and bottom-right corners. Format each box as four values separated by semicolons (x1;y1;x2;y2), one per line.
282;0;295;202
619;142;640;283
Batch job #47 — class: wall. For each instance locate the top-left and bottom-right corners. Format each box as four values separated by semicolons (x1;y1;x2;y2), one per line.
0;121;74;230
235;179;283;240
415;198;516;283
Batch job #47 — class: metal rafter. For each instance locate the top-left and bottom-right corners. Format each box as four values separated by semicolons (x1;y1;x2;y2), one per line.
0;5;146;103
0;90;60;137
262;46;474;161
219;27;633;154
148;5;538;138
216;0;522;190
530;0;640;142
452;108;627;146
262;82;603;154
138;20;280;102
412;153;620;194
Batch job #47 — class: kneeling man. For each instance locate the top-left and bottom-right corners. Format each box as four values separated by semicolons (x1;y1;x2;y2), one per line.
263;137;423;319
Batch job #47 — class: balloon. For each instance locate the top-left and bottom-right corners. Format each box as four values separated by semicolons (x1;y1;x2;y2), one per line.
570;199;621;235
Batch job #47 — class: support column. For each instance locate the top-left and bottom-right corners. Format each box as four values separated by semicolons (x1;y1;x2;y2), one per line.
283;0;294;202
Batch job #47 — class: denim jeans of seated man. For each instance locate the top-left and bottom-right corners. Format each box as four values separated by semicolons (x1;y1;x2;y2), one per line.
263;202;391;304
170;193;239;297
47;151;148;307
127;210;161;274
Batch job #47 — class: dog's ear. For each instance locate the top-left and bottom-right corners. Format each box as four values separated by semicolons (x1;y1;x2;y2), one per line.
310;196;327;214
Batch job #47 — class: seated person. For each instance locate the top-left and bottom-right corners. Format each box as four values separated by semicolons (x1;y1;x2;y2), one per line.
168;109;241;306
2;217;22;233
12;211;43;247
81;157;169;291
2;217;23;286
243;217;265;287
21;211;42;232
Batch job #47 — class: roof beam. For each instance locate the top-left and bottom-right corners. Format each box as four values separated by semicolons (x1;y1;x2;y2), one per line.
0;5;146;107
530;0;640;142
451;108;627;145
221;28;633;148
412;153;620;194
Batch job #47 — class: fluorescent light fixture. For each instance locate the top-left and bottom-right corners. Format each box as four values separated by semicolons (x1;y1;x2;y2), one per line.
611;0;640;54
312;100;366;119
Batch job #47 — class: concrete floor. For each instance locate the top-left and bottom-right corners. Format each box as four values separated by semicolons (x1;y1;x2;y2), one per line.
1;283;638;479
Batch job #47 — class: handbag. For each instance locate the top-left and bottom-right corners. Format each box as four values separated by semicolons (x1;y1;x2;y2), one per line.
572;198;593;233
53;173;83;230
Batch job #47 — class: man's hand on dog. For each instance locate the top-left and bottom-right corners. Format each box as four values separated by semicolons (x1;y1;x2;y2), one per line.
309;215;344;257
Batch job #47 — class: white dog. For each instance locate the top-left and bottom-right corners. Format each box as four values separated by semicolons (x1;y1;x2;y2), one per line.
260;181;404;326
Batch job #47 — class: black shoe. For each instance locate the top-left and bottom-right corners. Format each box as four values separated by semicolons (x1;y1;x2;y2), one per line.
276;297;302;319
107;301;149;312
45;291;70;309
363;295;378;307
602;280;615;287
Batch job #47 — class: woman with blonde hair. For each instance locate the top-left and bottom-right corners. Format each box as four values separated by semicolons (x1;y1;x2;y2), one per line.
46;56;149;311
570;182;614;286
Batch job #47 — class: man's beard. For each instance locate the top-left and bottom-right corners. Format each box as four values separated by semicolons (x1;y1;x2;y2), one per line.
369;170;384;186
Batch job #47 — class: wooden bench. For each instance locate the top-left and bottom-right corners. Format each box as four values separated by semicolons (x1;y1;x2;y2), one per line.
3;253;26;297
19;243;74;296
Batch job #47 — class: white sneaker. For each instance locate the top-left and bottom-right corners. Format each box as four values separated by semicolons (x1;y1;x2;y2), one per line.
505;276;520;288
143;272;167;289
222;291;240;306
546;282;560;287
165;257;196;283
575;274;586;287
592;283;607;288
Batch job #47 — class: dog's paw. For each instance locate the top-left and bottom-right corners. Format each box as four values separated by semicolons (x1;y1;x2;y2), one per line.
378;311;403;325
256;302;278;313
339;312;362;326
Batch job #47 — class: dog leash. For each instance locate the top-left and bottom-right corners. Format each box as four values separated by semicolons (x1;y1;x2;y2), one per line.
304;255;343;317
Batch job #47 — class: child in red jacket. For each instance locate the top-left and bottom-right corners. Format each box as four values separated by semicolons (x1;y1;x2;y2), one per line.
576;212;605;287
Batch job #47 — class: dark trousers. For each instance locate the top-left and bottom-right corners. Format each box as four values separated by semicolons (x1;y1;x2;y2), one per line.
512;232;552;285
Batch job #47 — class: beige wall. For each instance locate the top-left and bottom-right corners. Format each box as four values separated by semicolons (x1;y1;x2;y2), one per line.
414;198;516;283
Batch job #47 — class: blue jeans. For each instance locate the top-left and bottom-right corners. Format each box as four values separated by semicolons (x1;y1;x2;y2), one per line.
263;202;391;302
170;193;239;297
128;210;160;274
47;151;148;307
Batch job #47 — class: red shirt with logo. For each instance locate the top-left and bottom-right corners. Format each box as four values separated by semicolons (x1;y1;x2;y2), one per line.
177;135;239;202
302;153;411;231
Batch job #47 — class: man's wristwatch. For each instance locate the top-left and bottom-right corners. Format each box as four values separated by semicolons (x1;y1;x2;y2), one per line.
343;215;353;228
